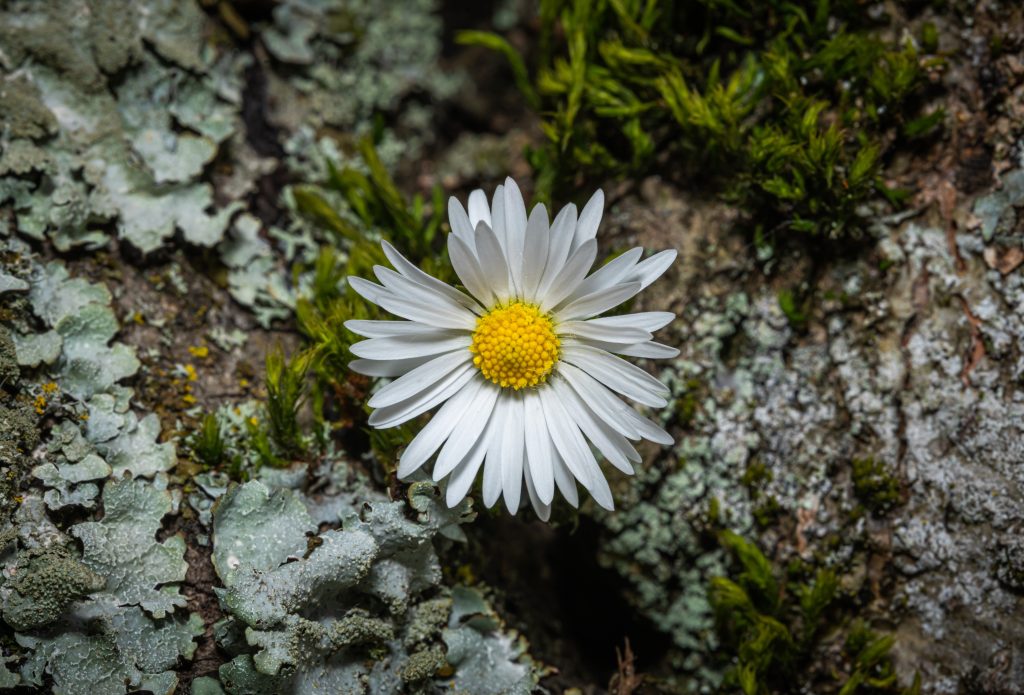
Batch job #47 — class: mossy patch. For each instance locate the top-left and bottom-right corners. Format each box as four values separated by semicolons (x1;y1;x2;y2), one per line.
851;457;901;514
464;0;944;238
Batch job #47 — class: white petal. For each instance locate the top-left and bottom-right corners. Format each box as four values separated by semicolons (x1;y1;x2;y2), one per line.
349;356;433;378
563;247;643;303
347;276;391;305
589;311;675;333
539;385;614;509
584;340;680;359
522;390;555;504
562;361;673;446
368;363;475;429
375;265;480;318
523;457;552;521
539;239;597;312
572;189;604;251
482;398;507;508
521;203;550;302
555;281;641;321
622;406;674;446
445;409;497;507
500;394;525;513
381;241;482;314
552;452;579;508
397;378;483;478
538;203;577;297
433;380;501;480
561;344;669;408
349;334;471;361
368;285;477;331
551;377;636;475
368;351;471;409
344;320;450;339
448;197;476;249
474;221;511;302
490;184;507;254
557;320;651;344
503;178;528;297
634;249;676;289
448;233;495;306
557;362;639;440
467;189;491;228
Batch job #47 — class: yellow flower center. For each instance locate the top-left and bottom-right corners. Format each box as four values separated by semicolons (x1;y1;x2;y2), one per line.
470;302;560;390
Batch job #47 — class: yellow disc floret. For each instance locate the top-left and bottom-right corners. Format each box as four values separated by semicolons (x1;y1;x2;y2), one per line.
470;302;560;390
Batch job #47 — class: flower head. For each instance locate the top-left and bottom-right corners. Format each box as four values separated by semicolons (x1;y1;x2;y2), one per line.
346;178;677;519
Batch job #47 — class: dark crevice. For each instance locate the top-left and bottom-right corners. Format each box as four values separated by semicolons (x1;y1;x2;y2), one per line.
467;512;672;690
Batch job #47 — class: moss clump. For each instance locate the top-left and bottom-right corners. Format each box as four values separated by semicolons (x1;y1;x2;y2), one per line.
464;0;944;238
851;457;901;513
676;377;705;427
777;289;810;331
710;531;920;694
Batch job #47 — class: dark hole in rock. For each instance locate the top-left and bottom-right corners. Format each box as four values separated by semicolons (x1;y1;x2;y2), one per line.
470;511;673;688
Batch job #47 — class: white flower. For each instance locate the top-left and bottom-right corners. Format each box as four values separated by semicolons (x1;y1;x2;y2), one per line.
346;178;677;519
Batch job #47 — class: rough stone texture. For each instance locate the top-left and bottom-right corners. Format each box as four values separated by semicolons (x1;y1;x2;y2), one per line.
590;176;1024;692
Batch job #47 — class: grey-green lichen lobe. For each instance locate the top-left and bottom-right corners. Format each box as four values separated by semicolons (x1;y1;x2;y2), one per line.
2;544;105;631
206;475;540;694
71;477;188;618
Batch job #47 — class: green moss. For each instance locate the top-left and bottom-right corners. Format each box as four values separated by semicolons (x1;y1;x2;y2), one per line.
676;377;705;427
753;496;782;529
851;457;901;513
777;289;810;331
741;460;772;489
465;0;943;238
190;413;226;469
710;532;920;694
263;347;310;460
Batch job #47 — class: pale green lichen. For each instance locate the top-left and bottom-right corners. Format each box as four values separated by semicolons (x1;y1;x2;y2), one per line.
71;478;188;618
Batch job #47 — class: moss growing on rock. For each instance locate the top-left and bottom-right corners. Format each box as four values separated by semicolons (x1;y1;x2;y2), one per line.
851;457;901;514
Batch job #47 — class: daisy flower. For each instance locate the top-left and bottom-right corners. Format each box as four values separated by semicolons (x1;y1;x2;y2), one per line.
346;178;677;520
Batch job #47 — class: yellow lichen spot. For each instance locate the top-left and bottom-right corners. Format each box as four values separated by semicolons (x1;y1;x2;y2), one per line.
13;495;23;505
188;345;209;359
469;302;560;390
184;364;198;382
238;378;249;388
41;382;58;394
33;395;46;415
248;416;259;427
182;393;197;405
132;311;145;325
